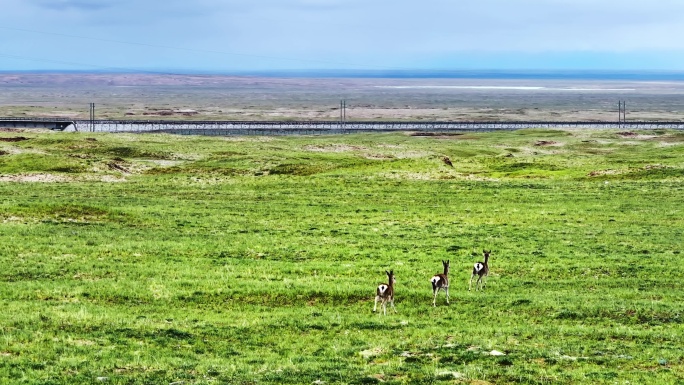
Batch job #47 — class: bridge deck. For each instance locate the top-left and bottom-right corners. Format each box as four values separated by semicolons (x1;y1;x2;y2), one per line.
2;118;684;134
0;118;75;131
74;119;684;135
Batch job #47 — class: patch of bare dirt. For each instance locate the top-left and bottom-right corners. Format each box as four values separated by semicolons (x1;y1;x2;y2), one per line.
0;173;126;183
306;143;430;159
0;136;30;142
409;132;478;140
615;132;659;140
107;162;130;173
641;164;659;170
650;134;684;143
141;108;199;117
143;159;185;167
304;144;367;153
0;173;71;183
376;144;403;149
534;140;559;146
380;171;437;180
587;169;621;177
68;153;94;159
587;164;669;177
379;170;498;181
363;153;395;160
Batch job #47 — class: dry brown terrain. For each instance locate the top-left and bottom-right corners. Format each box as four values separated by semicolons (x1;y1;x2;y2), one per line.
1;73;683;121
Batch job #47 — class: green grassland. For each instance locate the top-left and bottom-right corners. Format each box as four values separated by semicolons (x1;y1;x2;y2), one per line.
0;128;683;384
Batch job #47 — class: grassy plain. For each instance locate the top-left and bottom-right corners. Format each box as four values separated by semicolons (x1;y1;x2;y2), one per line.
0;128;683;384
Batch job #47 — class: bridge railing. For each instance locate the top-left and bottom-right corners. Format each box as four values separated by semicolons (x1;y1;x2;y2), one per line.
3;117;684;134
68;119;684;134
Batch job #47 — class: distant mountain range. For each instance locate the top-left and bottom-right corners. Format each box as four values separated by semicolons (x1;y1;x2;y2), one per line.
2;69;684;81
244;69;684;81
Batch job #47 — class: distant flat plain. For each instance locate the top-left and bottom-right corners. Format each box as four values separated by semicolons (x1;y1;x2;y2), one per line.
1;73;684;121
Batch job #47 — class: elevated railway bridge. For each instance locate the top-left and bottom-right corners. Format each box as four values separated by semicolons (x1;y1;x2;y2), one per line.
0;117;77;131
2;118;684;135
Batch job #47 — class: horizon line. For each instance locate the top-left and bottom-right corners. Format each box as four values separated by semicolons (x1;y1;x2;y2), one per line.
3;68;684;80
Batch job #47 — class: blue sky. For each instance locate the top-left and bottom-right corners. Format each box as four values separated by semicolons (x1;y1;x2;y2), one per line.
2;0;684;72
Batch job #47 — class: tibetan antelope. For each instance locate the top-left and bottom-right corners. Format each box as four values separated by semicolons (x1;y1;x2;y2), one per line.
469;250;491;291
373;270;397;315
430;260;450;306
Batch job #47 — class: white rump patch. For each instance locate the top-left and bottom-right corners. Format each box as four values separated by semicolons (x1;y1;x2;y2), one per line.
378;284;388;295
